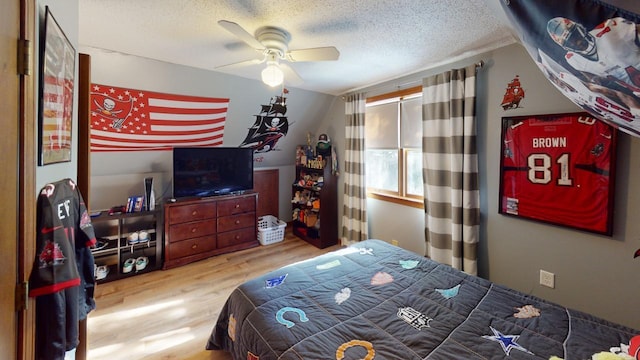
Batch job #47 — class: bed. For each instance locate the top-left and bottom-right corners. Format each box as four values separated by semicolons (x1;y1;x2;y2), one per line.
206;239;638;359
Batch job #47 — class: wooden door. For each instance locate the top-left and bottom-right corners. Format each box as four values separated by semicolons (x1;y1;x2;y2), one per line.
76;52;92;360
78;53;91;205
0;0;20;355
253;169;279;218
4;0;37;359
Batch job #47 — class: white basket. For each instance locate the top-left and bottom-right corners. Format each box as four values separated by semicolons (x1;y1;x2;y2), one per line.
257;215;287;245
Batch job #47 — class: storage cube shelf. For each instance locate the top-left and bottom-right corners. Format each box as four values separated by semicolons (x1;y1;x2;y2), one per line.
90;209;163;282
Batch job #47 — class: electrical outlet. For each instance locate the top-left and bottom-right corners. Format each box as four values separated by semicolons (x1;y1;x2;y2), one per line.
391;239;399;246
539;270;555;288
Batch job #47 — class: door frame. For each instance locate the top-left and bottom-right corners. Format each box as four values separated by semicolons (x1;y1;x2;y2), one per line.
16;0;37;359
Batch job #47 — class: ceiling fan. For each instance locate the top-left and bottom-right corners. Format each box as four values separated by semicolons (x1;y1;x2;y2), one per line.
216;20;340;87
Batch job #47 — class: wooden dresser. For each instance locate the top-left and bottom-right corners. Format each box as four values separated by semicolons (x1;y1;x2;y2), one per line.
163;192;258;269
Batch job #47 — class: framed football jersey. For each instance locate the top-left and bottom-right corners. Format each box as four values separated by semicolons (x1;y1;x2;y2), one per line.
499;112;616;235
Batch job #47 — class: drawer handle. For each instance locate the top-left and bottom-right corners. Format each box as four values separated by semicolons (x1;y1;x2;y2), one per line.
191;227;197;233
235;204;240;208
235;220;240;224
235;235;240;240
192;244;198;249
191;210;198;216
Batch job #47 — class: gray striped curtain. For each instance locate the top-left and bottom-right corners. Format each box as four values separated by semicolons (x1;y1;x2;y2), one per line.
341;93;368;246
422;64;479;275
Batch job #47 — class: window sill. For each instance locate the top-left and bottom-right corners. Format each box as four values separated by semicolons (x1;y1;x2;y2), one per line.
367;192;424;209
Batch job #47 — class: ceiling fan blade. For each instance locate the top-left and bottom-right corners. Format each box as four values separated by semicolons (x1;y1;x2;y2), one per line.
286;47;340;62
216;57;265;70
280;63;303;85
218;20;265;50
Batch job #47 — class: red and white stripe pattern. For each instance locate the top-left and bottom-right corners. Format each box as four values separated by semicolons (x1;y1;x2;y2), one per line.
90;84;229;151
42;75;73;152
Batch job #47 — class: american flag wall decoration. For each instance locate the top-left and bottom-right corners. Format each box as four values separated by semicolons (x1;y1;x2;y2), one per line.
89;84;229;151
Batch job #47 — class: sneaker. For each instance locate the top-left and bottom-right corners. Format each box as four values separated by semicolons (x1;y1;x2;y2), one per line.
135;256;149;271
95;265;109;280
127;232;139;245
92;239;109;252
138;231;149;244
123;258;136;273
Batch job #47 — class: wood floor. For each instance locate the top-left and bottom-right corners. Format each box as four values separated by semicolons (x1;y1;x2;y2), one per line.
87;229;341;360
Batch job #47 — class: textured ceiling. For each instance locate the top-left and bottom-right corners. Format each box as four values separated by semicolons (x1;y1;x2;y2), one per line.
79;0;517;95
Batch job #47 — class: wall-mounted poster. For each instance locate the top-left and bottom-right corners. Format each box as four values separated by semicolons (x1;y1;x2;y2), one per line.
500;0;640;138
499;112;616;235
38;6;75;165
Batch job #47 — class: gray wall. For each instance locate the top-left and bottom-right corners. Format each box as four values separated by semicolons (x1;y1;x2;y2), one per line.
80;46;334;220
331;43;640;330
484;45;640;331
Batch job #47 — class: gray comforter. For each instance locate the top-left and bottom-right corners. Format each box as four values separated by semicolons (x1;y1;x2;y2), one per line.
207;239;637;359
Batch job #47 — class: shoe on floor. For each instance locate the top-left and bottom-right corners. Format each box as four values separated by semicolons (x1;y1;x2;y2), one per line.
138;230;149;243
123;258;136;273
136;256;149;271
95;265;109;280
127;232;139;245
92;239;109;251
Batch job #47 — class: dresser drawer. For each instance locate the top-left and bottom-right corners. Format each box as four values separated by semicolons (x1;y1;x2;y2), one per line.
168;220;216;242
168;203;217;225
218;212;255;233
217;196;256;217
163;193;258;270
167;235;217;259
217;227;256;248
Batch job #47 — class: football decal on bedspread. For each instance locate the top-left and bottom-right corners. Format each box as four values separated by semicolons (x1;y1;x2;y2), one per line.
228;314;236;341
316;259;341;270
275;307;309;328
371;272;394;285
482;326;534;356
265;273;288;288
334;288;351;304
513;304;541;318
435;284;460;299
335;340;375;360
397;307;432;330
356;247;374;255
399;260;419;269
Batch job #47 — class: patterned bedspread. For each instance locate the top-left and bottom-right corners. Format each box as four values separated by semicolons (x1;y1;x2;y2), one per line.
206;239;638;359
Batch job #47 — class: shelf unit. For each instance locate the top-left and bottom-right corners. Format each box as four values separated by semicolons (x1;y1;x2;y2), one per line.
291;157;338;248
91;209;163;282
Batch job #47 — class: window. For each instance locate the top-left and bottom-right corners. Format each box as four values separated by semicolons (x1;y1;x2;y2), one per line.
365;86;423;208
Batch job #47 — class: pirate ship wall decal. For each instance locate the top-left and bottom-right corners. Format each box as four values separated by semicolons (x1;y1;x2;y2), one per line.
240;89;292;153
501;75;526;110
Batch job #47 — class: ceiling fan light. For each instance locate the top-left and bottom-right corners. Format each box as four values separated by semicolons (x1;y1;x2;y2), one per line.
261;63;284;87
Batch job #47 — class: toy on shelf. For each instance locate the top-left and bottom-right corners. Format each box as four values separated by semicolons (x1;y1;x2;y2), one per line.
316;133;332;157
292;191;301;203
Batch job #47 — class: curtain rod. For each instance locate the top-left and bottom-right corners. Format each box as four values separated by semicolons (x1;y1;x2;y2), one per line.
341;60;485;100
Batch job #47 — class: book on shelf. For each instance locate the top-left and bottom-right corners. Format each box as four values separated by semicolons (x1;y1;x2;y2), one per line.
126;195;144;212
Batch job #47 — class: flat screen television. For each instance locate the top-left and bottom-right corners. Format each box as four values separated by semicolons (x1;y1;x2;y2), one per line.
172;147;254;199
